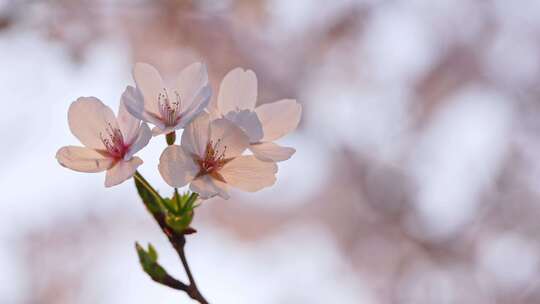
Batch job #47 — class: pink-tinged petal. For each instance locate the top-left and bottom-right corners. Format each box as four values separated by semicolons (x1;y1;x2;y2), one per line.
218;68;257;114
151;125;176;136
158;145;199;188
176;85;212;129
56;146;114;173
255;99;302;142
249;142;295;162
118;87;141;145
133;62;164;116
123;86;166;130
104;157;143;187
224;109;263;143
190;175;230;199
209;118;250;158
181;113;211;158
174;62;208;111
220;155;277;192
68;97;119;150
206;97;222;120
124;123;152;160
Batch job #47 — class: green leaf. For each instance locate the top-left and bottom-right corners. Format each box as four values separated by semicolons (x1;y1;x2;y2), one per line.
134;176;162;214
148;244;158;262
135;242;167;281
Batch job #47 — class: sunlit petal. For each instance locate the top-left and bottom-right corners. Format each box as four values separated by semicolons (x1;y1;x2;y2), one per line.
181;113;211;158
175;62;208;111
177;86;212;130
249;142;295;162
255;99;302;142
118;87;141;145
190;175;230;199
209;118;250;158
133;62;164;116
218;68;257;114
56;146;114;173
158;145;199;188
68;97;119;150
220;155;277;192
104;157;143;187
224;109;263;143
124;123;152;160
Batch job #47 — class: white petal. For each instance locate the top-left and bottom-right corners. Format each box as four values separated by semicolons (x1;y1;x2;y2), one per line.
68;97;119;150
124;123;152;160
209;118;250;158
174;62;209;111
206;97;222;120
158;145;199;188
123;85;166;130
224;109;263;143
152;125;176;136
220;156;277;192
104;157;143;187
218;68;257;114
255;99;302;142
118;87;141;145
190;175;230;200
176;85;212;130
249;142;295;162
133;62;164;116
56;146;114;173
181;113;211;158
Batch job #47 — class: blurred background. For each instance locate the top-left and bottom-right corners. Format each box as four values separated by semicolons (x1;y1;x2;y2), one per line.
1;0;540;303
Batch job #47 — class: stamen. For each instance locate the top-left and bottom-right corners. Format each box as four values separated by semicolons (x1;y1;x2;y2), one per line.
100;123;126;158
196;139;230;176
157;88;182;126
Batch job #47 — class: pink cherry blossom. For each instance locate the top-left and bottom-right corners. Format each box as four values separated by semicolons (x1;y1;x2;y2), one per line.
158;113;277;199
124;62;211;136
56;88;151;187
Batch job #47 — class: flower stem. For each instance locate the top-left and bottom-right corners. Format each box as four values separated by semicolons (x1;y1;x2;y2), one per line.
133;171;208;303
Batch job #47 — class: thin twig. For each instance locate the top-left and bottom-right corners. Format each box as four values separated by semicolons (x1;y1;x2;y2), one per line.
134;173;209;303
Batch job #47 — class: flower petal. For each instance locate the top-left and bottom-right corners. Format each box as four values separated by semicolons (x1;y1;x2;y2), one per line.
209;118;250;158
218;68;257;114
68;97;119;150
118;87;141;145
224;109;263;143
176;85;212;130
124;123;152;160
249;142;296;162
133;62;165;116
56;146;114;173
123;85;166;130
174;62;209;111
255;99;302;142
220;155;277;192
158;145;199;188
181;112;211;158
104;157;143;187
190;175;230;199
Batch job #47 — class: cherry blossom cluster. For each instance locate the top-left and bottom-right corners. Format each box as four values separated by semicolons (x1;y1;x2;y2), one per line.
56;62;301;199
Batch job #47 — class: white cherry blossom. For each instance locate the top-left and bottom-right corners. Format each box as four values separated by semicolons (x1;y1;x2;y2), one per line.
56;89;152;187
209;68;302;162
124;62;211;136
158;113;277;199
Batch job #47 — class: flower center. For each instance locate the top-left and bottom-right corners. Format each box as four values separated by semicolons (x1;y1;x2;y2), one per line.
158;88;182;127
196;139;231;181
100;123;126;159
